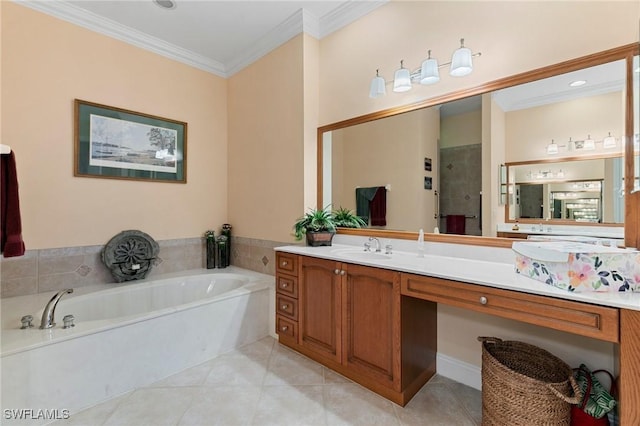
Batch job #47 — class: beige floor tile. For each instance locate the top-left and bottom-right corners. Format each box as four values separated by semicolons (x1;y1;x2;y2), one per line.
263;346;324;386
394;382;477;426
54;392;132;426
103;387;197;426
178;386;261;426
323;383;400;426
251;385;326;426
322;367;352;384
204;355;269;387
149;363;213;388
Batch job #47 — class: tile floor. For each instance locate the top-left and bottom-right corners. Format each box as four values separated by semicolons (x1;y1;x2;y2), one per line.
54;337;481;426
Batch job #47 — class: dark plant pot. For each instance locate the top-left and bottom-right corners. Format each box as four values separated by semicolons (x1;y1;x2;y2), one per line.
306;231;335;247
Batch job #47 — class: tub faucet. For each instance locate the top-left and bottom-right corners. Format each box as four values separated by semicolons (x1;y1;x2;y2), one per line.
40;289;73;329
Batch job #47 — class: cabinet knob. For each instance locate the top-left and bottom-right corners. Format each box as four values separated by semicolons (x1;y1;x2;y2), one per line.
281;261;288;267
281;326;288;332
479;296;488;305
334;269;340;275
340;270;346;276
281;304;289;310
281;283;288;288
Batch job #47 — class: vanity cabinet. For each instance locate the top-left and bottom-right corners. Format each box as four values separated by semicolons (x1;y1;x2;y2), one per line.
276;253;437;406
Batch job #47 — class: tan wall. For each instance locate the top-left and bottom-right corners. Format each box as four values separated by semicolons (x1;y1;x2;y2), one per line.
505;92;624;162
318;1;638;126
227;35;306;242
483;95;506;236
1;3;227;250
331;107;439;231
440;110;481;148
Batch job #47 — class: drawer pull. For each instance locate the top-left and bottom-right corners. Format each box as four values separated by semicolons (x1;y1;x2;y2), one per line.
479;296;488;305
281;304;289;310
281;283;288;288
281;326;288;332
281;261;288;267
334;269;340;275
340;270;346;276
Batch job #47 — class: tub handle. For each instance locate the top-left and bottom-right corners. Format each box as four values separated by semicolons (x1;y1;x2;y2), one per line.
20;315;34;329
62;314;75;329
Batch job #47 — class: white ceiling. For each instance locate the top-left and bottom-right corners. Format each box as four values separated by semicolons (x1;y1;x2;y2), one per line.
18;0;387;77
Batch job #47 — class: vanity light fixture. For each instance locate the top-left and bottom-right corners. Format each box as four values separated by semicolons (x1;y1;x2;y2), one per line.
546;139;559;154
369;38;481;98
602;132;617;149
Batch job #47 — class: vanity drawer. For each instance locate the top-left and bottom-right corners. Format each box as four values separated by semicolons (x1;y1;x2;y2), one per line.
276;294;298;320
277;275;298;298
401;274;619;343
276;252;298;276
276;314;298;340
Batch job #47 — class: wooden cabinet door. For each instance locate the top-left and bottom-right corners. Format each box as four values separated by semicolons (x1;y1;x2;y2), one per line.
343;264;401;390
299;256;342;364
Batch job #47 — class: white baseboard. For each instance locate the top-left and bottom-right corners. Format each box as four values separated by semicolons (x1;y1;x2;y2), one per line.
437;353;482;390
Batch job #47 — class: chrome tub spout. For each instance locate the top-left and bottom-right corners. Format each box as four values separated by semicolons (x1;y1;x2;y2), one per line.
40;289;73;329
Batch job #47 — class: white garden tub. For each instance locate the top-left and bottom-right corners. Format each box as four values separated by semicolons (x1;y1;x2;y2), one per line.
0;267;273;425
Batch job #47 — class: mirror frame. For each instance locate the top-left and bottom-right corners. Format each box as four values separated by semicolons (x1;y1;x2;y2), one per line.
317;43;639;248
504;153;625;226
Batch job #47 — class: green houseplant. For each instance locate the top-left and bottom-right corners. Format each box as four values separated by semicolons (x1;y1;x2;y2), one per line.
331;206;367;228
293;207;337;246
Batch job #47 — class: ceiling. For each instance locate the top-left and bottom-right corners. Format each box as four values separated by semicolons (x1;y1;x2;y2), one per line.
19;0;387;77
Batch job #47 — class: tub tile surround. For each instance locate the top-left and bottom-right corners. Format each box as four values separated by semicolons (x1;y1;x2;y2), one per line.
52;337;482;426
1;236;291;298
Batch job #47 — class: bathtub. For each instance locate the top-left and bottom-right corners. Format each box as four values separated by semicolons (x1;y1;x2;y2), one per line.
1;267;273;425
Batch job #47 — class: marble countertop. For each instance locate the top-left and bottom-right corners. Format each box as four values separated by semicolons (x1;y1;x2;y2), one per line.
276;242;640;311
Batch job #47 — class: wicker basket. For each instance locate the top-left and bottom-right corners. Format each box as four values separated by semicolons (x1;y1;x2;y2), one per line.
479;337;582;426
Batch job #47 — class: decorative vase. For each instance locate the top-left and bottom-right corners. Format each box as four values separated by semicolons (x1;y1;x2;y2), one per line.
305;231;335;247
206;237;216;269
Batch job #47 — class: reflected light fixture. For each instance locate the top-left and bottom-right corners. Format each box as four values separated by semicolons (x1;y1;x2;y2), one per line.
603;132;616;149
569;80;587;87
583;135;596;150
153;0;176;9
369;39;480;98
546;139;559;154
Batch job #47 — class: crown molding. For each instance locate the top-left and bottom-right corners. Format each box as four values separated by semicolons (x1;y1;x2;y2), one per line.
319;0;389;39
15;0;228;77
14;0;388;78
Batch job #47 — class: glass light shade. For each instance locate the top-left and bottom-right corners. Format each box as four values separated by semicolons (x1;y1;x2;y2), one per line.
546;141;559;154
369;75;386;98
450;46;473;77
393;66;412;92
420;58;440;85
583;136;596;150
603;133;616;149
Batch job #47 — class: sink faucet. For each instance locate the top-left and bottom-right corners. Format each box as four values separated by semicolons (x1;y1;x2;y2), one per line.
368;237;382;252
40;289;73;329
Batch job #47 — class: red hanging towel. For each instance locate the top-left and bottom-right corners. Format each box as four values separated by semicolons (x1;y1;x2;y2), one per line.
446;215;465;235
370;186;387;226
1;151;26;257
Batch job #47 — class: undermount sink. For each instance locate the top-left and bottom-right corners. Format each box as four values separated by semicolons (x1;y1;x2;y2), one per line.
330;248;391;261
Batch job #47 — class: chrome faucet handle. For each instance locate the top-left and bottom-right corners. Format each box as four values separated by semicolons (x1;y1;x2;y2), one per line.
385;244;393;255
62;314;75;329
20;315;34;329
364;242;371;252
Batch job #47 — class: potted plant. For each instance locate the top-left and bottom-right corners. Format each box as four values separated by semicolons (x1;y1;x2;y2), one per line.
332;206;367;228
293;207;337;247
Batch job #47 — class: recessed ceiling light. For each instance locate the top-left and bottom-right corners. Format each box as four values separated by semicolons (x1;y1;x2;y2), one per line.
153;0;176;10
569;80;587;87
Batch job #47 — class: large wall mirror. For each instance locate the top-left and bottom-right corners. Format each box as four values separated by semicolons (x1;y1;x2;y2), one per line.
318;44;638;244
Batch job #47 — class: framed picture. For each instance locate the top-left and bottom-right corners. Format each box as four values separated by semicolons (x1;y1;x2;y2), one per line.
74;99;187;183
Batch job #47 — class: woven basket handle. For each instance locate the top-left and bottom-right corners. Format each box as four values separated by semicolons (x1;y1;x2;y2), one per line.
477;336;502;345
547;374;583;405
